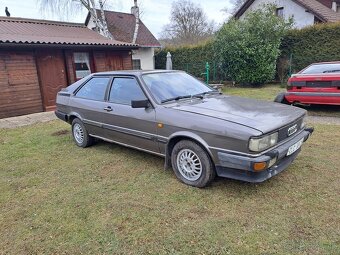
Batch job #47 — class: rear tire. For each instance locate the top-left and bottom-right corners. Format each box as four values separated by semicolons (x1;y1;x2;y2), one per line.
71;118;93;148
171;140;215;188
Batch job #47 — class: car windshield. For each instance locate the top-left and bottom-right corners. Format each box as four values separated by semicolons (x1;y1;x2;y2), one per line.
301;63;340;74
142;72;214;103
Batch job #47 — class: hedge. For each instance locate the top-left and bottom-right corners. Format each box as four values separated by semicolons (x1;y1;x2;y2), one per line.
155;22;340;81
154;41;224;82
280;22;340;73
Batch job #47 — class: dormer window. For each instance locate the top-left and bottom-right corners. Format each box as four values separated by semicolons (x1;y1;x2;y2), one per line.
276;7;284;18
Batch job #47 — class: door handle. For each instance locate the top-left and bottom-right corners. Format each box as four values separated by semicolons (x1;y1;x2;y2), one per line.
104;106;113;112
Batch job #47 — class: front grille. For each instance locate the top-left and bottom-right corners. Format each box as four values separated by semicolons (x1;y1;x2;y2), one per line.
278;118;303;142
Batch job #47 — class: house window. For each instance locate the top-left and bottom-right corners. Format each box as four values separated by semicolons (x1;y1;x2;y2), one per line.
132;59;141;70
74;52;91;79
276;7;284;18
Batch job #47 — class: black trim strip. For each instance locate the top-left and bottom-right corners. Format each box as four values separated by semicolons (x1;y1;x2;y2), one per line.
83;119;169;142
58;93;71;97
103;124;153;140
287;92;340;97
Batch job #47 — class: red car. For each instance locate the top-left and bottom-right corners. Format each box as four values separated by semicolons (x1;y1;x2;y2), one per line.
275;62;340;105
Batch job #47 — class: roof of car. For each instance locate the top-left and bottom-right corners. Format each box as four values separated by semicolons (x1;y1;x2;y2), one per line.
93;70;181;76
310;61;340;65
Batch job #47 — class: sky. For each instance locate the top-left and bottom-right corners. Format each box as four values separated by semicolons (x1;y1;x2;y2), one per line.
0;0;233;38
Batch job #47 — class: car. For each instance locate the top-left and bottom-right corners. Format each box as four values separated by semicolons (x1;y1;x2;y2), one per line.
55;70;314;188
275;62;340;106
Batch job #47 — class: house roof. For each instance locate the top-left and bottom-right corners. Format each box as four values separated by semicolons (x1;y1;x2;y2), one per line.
0;17;138;48
85;10;161;48
234;0;340;22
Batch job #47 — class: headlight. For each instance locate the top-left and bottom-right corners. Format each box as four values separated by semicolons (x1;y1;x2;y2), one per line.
249;132;278;152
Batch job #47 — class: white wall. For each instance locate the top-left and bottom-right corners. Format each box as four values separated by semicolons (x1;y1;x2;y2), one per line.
240;0;316;28
132;48;155;70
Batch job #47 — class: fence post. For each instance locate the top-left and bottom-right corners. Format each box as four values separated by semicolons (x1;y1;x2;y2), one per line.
289;53;293;77
205;62;210;84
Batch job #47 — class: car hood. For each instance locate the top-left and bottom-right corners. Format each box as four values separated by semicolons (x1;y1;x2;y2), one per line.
169;95;306;134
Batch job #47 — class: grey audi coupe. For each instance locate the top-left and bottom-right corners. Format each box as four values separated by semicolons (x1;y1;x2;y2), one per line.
55;70;314;187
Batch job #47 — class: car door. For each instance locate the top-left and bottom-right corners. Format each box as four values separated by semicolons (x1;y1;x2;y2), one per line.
70;76;112;137
101;76;159;153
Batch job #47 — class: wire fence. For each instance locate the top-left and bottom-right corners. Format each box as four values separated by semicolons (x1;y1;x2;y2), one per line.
171;61;224;83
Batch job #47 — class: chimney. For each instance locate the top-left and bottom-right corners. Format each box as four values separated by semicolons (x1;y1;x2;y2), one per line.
131;0;139;17
332;1;337;12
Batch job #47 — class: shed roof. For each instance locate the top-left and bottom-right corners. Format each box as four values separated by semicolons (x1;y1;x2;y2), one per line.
0;17;138;48
85;10;161;48
234;0;340;22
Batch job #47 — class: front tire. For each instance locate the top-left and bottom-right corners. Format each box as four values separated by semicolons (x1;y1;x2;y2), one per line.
171;140;215;188
71;118;93;148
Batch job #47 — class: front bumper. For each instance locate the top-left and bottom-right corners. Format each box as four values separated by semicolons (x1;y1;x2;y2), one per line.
215;127;314;183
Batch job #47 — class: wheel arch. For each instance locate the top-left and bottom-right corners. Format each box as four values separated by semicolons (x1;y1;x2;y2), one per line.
67;112;83;124
164;131;214;170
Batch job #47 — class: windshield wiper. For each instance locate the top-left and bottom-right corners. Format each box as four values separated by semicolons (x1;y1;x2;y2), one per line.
161;94;204;104
161;95;192;103
194;90;222;97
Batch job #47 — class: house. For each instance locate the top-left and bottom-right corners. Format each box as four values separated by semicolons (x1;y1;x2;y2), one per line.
0;17;138;119
85;1;161;70
234;0;340;28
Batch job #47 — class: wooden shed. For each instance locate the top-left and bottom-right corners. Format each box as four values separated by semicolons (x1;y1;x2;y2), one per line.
0;17;138;118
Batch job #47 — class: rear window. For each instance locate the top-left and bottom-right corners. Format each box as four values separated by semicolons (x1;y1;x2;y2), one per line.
301;63;340;74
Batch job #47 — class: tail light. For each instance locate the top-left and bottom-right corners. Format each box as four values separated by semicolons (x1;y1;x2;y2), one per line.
287;80;292;90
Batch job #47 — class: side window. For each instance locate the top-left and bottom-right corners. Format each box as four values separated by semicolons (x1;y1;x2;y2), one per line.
109;78;146;105
76;77;110;101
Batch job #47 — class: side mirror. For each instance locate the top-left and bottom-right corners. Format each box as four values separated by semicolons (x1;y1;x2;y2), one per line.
131;99;150;109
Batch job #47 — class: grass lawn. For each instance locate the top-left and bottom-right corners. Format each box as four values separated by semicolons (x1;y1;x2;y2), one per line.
0;121;339;254
223;84;340;118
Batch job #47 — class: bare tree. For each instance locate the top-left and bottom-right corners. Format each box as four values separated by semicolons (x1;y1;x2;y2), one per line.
160;0;215;46
37;0;116;39
222;0;247;16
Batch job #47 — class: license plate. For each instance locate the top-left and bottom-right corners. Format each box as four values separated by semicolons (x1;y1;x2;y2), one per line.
287;138;304;156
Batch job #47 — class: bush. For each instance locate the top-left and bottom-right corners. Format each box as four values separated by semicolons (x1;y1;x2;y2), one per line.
155;16;340;84
214;5;292;86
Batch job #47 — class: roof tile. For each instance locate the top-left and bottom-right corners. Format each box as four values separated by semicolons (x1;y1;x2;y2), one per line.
234;0;340;22
101;10;161;47
0;17;137;47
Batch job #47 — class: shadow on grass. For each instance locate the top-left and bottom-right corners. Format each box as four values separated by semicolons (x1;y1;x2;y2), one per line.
302;104;340;111
92;139;279;193
293;104;340;118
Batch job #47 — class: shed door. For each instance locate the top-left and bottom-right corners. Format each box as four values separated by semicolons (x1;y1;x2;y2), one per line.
36;50;67;111
106;53;124;71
